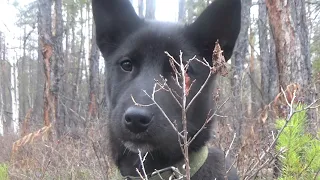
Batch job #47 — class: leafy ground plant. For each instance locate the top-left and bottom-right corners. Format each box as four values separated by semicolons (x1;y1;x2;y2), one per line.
276;104;320;180
0;163;9;180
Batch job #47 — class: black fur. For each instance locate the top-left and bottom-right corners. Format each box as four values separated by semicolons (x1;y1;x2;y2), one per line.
92;0;241;179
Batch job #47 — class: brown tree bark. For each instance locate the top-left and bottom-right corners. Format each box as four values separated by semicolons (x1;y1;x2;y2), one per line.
266;0;311;95
38;0;54;129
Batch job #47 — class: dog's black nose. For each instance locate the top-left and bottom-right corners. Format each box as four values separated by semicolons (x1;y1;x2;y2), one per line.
124;107;153;133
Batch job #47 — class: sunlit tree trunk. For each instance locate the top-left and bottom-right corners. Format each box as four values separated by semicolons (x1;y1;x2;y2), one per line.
178;0;186;22
145;0;156;19
10;51;19;134
138;0;144;17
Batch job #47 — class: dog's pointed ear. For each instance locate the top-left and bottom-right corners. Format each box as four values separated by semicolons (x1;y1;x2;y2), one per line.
92;0;143;54
186;0;241;61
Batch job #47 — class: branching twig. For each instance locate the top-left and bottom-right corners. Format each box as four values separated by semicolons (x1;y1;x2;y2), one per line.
136;150;149;180
132;44;230;180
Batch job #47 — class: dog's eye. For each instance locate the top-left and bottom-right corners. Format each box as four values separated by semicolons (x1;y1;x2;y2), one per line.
120;59;133;72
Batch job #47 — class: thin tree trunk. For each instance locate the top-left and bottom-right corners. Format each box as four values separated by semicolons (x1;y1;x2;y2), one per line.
178;0;186;22
138;0;144;17
53;0;64;138
249;25;261;116
1;38;13;135
145;0;156;19
61;11;69;132
19;26;28;124
231;0;252;145
38;0;53;130
0;33;2;135
3;65;13;135
33;25;45;125
70;15;77;128
88;23;99;120
259;0;271;104
70;5;85;129
186;0;195;23
268;31;278;102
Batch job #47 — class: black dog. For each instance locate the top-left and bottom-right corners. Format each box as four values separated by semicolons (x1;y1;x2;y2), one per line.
92;0;241;179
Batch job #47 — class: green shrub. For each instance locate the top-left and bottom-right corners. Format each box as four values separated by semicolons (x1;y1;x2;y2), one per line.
0;163;9;180
276;105;320;180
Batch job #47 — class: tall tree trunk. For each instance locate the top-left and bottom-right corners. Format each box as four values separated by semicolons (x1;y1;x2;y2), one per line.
10;35;20;133
70;15;77;128
145;0;156;19
231;0;252;145
19;26;28;125
60;7;70;132
88;23;99;120
1;39;12;135
70;5;85;129
33;26;45;125
1;35;13;135
266;0;311;95
178;0;186;22
186;0;195;23
38;0;53;129
2;63;13;135
290;0;313;105
53;0;64;138
259;0;271;104
0;32;2;135
248;25;261;116
258;0;279;105
138;0;144;17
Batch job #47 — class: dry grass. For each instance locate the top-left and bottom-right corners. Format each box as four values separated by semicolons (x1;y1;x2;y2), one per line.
3;122;108;180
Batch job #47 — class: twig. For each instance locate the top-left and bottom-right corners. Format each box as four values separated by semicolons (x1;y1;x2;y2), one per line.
187;98;229;146
143;91;183;139
136;150;149;180
225;133;237;158
186;58;212;111
178;50;191;180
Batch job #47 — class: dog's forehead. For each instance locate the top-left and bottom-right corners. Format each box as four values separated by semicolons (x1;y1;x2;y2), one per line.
126;22;190;52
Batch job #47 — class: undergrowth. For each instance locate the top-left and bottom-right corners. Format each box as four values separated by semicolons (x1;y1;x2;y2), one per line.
276;104;320;180
0;163;9;180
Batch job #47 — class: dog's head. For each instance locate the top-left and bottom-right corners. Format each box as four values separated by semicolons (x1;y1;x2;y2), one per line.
92;0;240;156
